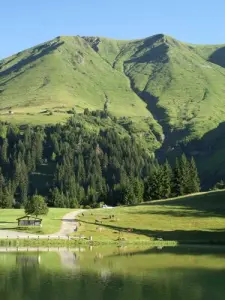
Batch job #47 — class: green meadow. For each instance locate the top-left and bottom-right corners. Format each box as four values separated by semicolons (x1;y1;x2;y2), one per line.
76;190;225;244
0;208;74;234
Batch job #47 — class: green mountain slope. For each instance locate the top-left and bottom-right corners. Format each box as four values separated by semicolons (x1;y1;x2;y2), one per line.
2;34;225;184
86;35;225;143
2;34;225;143
0;35;163;152
0;36;150;117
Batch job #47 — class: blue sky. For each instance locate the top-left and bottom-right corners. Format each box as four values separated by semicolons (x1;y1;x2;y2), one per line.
1;0;225;59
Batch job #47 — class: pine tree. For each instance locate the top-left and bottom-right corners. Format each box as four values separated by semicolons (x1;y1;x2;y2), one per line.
172;154;189;196
172;157;181;197
161;160;172;198
19;160;29;204
77;186;85;205
24;126;32;148
50;187;65;207
123;180;135;205
26;151;33;172
145;166;164;200
77;155;86;184
1;139;8;164
179;153;189;195
1;187;13;208
132;178;144;204
34;132;43;165
187;157;200;193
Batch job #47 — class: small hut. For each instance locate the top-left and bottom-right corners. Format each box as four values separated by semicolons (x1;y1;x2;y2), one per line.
17;215;42;227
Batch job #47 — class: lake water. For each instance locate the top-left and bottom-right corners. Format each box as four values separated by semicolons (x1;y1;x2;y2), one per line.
0;245;225;300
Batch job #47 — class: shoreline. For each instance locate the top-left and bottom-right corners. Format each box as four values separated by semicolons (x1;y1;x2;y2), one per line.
0;238;225;247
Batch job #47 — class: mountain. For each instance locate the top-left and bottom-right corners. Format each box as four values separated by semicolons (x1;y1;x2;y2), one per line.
1;34;225;185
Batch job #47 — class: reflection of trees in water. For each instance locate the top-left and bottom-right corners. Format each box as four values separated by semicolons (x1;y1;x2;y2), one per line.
1;249;225;300
16;254;41;266
1;266;225;300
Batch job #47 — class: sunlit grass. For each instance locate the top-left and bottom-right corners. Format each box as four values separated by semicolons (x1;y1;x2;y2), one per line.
0;208;75;234
76;190;225;243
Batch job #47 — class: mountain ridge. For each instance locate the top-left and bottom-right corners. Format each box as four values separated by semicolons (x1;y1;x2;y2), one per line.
1;34;225;184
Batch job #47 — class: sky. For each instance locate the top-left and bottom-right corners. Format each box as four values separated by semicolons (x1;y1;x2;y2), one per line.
1;0;225;59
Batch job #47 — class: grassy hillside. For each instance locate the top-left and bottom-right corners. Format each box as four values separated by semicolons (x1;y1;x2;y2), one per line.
86;35;225;143
0;36;151;118
2;34;225;182
2;34;225;144
76;190;225;243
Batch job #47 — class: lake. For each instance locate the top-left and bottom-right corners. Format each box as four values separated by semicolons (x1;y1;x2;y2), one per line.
0;245;224;300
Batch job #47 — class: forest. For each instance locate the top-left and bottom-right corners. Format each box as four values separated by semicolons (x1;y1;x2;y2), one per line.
0;111;200;209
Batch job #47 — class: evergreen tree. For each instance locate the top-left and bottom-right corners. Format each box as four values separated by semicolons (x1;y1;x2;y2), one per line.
145;166;164;200
132;178;144;204
172;157;181;197
179;153;189;195
49;187;65;207
172;154;189;196
161;160;172;198
1;139;8;164
187;157;200;193
1;187;13;208
0;117;202;209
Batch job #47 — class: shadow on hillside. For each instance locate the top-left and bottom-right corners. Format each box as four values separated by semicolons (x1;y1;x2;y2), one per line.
137;191;225;217
185;121;225;155
78;219;225;242
128;208;224;218
181;121;225;187
126;43;169;64
0;41;64;80
0;70;26;88
208;46;225;68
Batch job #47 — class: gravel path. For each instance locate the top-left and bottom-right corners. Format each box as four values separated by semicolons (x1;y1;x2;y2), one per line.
0;209;84;239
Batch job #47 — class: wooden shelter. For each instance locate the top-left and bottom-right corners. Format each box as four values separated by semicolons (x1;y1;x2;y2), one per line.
17;215;42;227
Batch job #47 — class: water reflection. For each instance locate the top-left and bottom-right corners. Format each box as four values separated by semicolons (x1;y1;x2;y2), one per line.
0;246;224;300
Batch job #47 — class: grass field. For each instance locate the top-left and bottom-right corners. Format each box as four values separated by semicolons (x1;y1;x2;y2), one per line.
0;208;74;234
0;190;225;245
75;190;225;244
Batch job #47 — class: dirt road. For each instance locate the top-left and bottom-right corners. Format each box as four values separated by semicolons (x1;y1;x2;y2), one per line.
0;209;84;239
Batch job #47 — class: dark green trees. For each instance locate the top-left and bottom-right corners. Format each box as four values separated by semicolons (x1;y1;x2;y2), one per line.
0;113;201;209
145;155;200;201
187;157;200;193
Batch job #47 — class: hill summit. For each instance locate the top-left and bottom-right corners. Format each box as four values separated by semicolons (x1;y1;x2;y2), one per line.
1;34;225;182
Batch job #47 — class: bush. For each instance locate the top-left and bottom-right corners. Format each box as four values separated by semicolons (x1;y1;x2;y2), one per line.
13;202;22;209
84;205;91;209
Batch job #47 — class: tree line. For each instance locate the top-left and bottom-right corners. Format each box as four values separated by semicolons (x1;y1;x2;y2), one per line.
0;111;200;209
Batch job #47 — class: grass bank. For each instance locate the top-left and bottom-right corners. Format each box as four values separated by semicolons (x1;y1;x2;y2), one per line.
0;238;177;247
